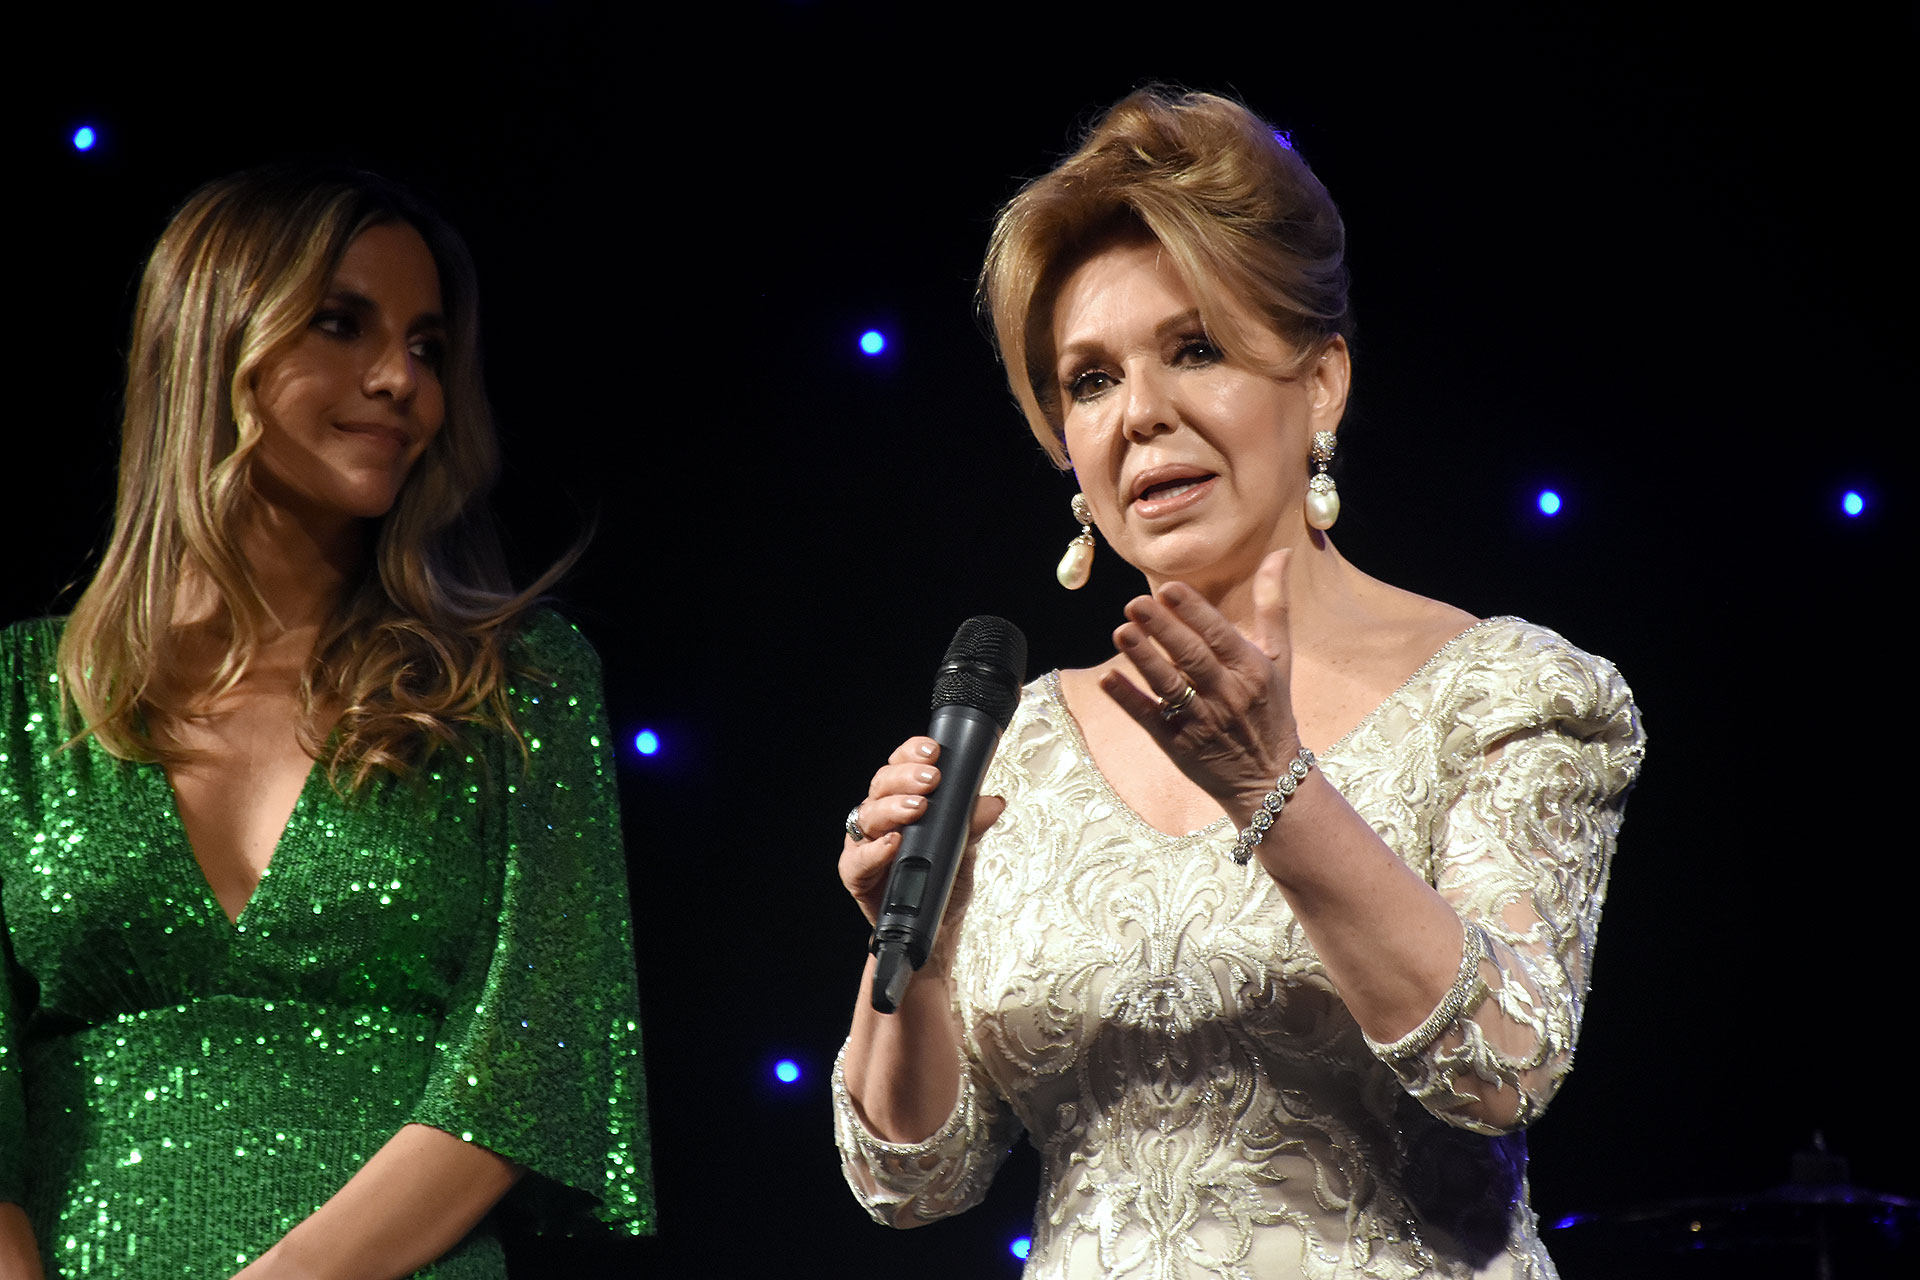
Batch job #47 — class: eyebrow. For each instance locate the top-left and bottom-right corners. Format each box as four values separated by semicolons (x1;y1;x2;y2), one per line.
1055;308;1208;370
323;289;446;333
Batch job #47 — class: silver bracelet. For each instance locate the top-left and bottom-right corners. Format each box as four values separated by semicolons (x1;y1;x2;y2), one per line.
1228;748;1317;866
1365;924;1493;1063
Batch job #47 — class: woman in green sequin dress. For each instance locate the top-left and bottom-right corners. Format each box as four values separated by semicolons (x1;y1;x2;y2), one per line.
0;169;653;1278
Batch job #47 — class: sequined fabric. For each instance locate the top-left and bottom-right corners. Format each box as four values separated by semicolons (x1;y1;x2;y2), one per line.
0;612;653;1278
834;618;1643;1280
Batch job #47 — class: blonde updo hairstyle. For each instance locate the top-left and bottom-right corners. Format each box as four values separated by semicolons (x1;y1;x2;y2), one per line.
981;87;1353;465
61;166;555;789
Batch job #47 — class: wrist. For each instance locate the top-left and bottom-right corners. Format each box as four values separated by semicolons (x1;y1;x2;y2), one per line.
1229;747;1317;866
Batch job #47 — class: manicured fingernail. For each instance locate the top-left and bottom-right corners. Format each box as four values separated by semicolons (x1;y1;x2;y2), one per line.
916;743;936;758
903;795;924;810
915;768;935;784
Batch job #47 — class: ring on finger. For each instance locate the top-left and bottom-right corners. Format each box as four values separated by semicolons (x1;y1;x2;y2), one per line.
844;804;870;843
1159;684;1198;722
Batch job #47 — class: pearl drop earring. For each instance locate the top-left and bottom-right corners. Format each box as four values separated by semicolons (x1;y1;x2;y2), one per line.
1306;431;1340;531
1057;493;1095;589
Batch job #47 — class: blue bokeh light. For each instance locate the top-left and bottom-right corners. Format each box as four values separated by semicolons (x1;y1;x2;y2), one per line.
1010;1236;1032;1260
1273;130;1294;150
1841;490;1865;517
72;126;97;152
859;329;887;356
774;1058;801;1084
1536;489;1562;517
633;729;659;756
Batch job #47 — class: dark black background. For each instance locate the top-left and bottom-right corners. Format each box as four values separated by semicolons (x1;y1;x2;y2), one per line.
11;4;1912;1276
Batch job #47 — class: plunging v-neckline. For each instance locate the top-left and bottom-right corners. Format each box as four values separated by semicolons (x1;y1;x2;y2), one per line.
152;754;324;928
1048;617;1504;840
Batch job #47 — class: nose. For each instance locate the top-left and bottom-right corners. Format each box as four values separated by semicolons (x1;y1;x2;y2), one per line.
363;334;419;406
1120;362;1175;442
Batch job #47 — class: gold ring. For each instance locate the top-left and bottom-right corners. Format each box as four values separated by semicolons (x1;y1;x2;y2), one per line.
1159;685;1197;721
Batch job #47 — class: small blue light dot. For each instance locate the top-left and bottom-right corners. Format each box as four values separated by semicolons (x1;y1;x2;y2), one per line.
72;126;97;152
1537;489;1562;516
633;729;659;756
1273;130;1294;150
1841;490;1865;517
774;1059;801;1084
1010;1236;1032;1260
859;329;886;356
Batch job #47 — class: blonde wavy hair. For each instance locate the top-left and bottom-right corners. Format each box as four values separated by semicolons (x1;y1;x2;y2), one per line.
60;166;563;790
981;87;1354;465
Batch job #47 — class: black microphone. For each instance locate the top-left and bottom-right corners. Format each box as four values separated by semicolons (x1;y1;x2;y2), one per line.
869;616;1027;1014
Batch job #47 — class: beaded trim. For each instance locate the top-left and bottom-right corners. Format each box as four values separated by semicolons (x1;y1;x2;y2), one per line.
1228;748;1317;865
1365;923;1493;1063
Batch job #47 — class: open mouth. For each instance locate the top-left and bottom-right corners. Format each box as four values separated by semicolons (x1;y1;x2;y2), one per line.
1137;477;1211;502
1130;469;1218;513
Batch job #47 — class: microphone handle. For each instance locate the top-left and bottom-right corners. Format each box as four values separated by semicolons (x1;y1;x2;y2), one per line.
869;703;1000;1013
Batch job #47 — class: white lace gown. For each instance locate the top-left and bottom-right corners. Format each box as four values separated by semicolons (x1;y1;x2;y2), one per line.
834;618;1645;1279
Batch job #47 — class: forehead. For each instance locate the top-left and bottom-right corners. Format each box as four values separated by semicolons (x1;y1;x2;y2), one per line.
330;222;443;314
1051;237;1196;349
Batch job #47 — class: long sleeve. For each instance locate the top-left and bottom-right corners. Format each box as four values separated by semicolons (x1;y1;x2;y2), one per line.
1366;632;1644;1133
408;611;655;1236
0;900;23;1209
0;623;41;1208
831;1040;1021;1226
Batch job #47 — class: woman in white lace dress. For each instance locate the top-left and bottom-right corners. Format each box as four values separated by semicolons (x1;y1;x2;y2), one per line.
833;88;1644;1280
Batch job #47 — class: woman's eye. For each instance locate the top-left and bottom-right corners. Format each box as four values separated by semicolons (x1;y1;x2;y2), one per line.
312;311;357;338
1175;337;1222;365
1067;369;1114;402
410;337;446;373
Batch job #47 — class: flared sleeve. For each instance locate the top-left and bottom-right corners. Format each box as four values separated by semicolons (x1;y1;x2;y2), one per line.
409;611;655;1235
1365;623;1644;1134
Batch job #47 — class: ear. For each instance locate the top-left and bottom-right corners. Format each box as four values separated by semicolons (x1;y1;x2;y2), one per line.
1305;336;1351;433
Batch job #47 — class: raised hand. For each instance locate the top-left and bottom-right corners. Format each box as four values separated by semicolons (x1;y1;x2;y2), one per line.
1098;549;1305;825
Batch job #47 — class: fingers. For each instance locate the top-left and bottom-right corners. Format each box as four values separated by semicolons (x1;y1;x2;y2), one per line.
838;830;899;926
841;736;943;924
840;733;1006;928
1113;582;1264;701
886;737;941;767
969;794;1006;841
1111;615;1190;703
849;738;943;847
1097;666;1168;731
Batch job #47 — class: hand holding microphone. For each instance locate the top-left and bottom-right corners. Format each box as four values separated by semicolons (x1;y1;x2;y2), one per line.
838;617;1026;1014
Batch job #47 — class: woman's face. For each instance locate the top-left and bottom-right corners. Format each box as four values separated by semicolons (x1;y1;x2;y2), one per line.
248;221;448;528
1052;236;1347;594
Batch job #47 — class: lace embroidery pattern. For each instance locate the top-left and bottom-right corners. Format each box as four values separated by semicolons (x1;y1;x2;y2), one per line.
835;619;1643;1280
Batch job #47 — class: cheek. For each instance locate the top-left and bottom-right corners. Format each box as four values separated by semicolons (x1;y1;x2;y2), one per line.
1060;415;1104;472
418;381;449;442
250;366;304;441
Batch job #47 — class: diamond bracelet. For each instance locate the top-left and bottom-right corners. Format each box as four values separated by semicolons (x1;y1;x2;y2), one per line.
1228;748;1317;866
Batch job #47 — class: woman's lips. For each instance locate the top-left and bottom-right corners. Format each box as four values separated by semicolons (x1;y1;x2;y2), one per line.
335;422;412;454
1130;473;1216;517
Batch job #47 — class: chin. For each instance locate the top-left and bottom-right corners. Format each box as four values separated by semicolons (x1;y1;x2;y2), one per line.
312;483;407;524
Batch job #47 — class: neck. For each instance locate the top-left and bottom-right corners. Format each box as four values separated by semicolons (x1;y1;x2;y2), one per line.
232;496;365;635
170;489;367;674
1144;526;1357;648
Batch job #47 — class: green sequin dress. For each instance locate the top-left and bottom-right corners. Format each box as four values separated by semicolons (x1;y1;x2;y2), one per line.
0;612;653;1278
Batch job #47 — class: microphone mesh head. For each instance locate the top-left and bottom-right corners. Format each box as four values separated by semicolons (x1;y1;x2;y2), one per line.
931;616;1028;727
